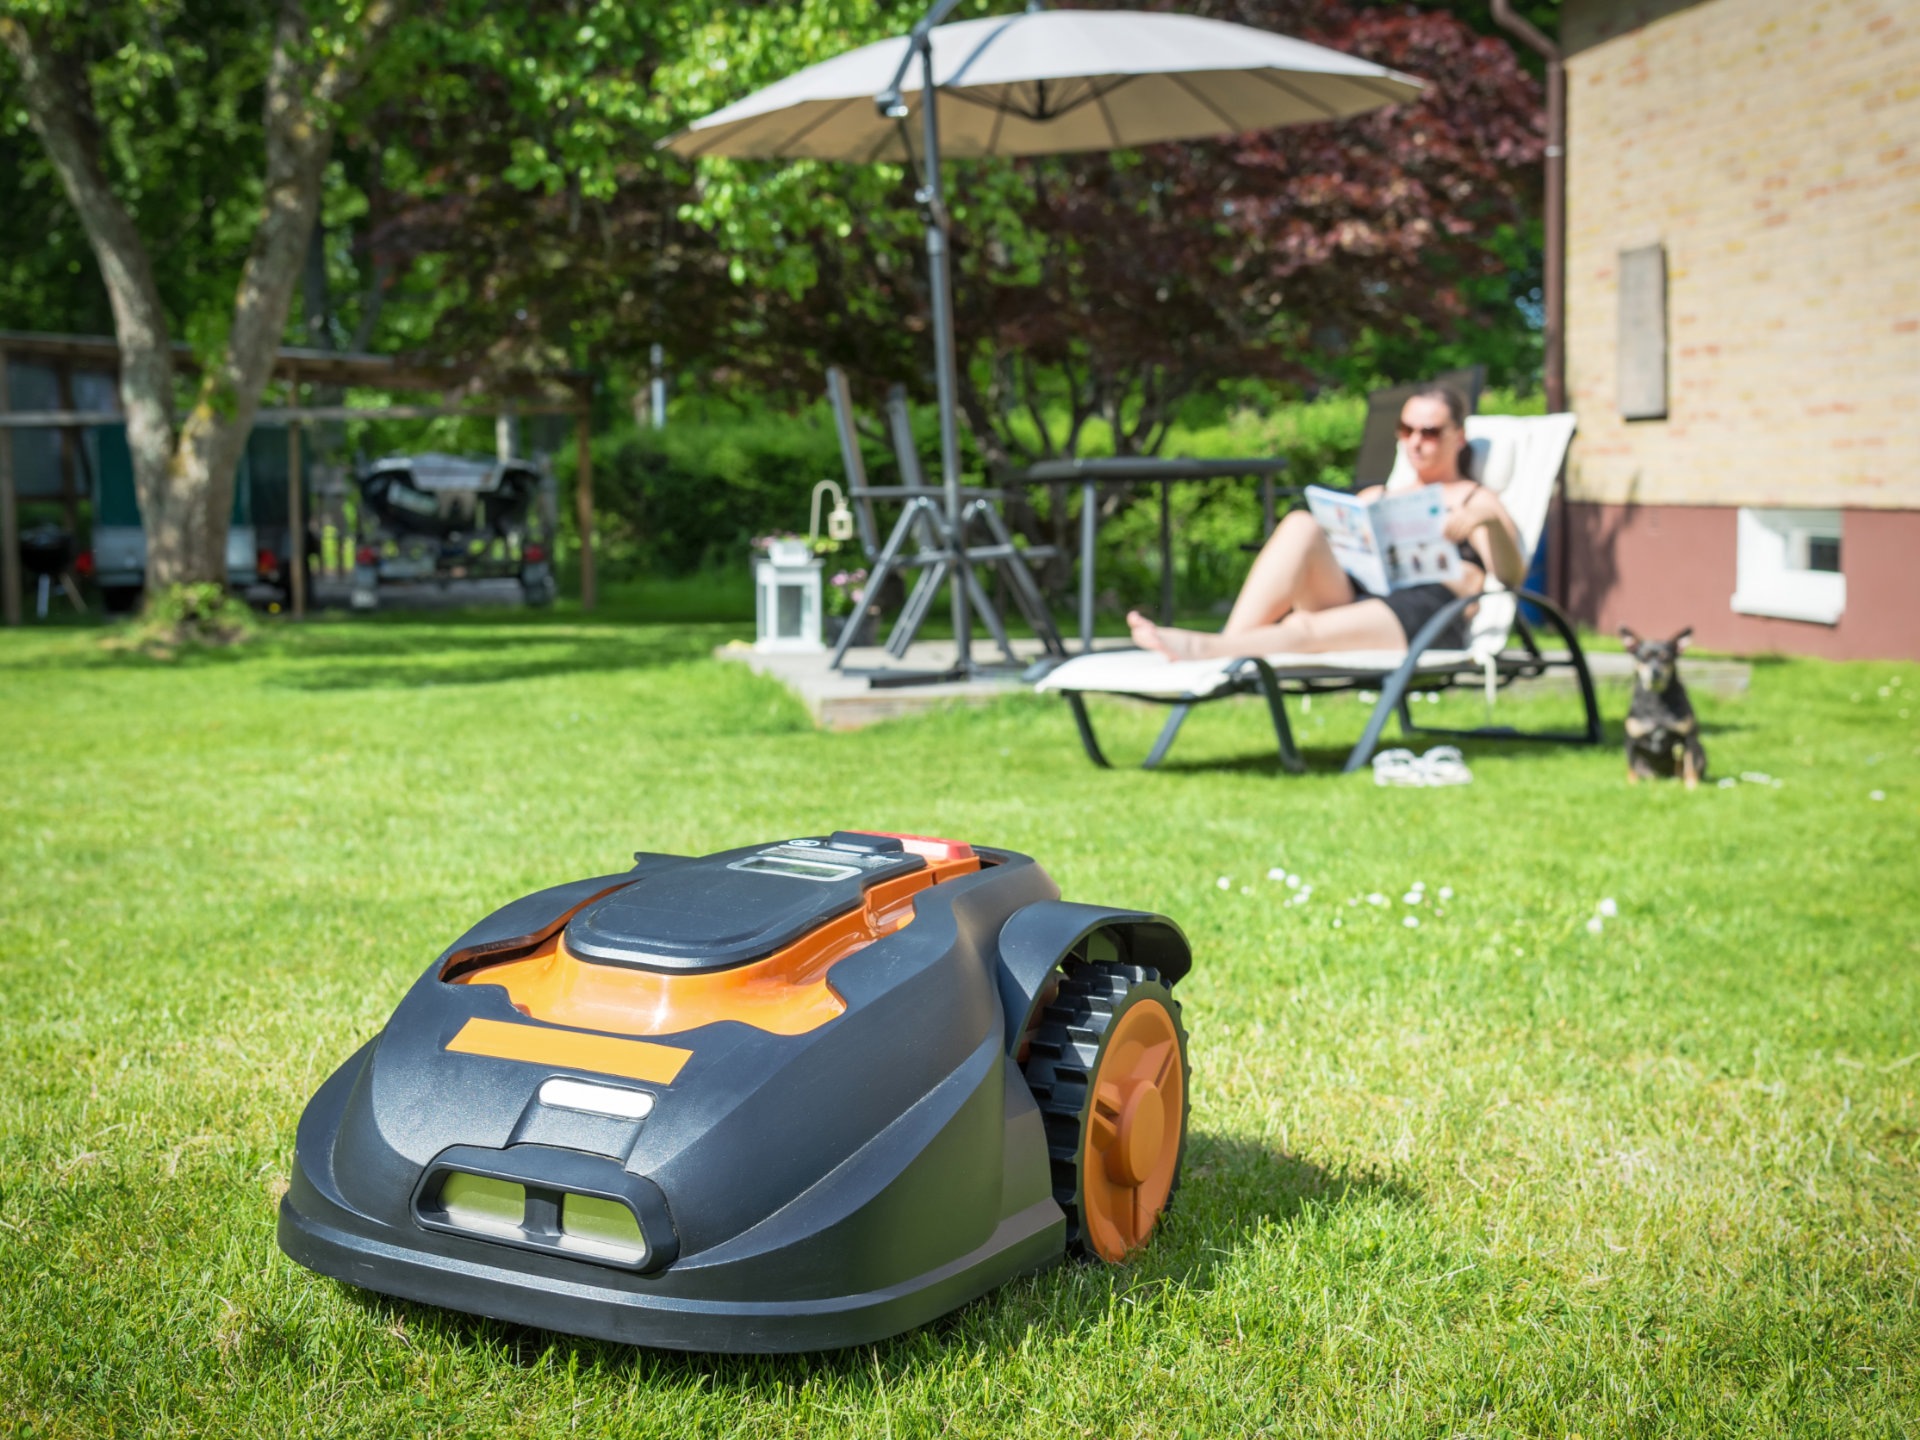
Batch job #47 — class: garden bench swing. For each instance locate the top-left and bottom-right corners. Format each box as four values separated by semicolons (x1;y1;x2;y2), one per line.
1034;412;1603;774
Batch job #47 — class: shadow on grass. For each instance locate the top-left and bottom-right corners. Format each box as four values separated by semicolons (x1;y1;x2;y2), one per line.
337;1132;1413;1385
264;626;734;691
1141;732;1609;778
1100;712;1750;777
0;615;742;689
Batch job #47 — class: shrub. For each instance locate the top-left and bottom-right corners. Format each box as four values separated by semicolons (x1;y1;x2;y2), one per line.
555;404;924;580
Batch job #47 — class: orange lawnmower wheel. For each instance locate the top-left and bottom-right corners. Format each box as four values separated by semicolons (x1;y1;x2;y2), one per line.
1023;960;1190;1262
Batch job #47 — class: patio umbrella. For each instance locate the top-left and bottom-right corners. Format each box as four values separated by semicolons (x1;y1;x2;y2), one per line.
664;5;1422;676
667;10;1421;163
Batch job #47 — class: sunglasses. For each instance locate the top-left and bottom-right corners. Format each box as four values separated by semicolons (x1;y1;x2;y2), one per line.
1397;422;1451;442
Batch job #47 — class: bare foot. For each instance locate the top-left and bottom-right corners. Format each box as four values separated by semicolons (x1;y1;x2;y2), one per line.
1127;610;1220;661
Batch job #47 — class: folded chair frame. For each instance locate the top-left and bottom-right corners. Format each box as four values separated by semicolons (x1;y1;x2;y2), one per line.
826;368;1065;674
1060;587;1602;775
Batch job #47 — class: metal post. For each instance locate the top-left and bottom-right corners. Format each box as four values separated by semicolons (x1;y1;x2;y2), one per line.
918;38;972;671
1158;479;1174;625
0;347;17;628
1543;56;1565;415
573;391;596;613
649;343;666;430
1491;0;1563;414
1492;0;1570;604
288;419;306;619
54;362;81;538
1079;479;1096;653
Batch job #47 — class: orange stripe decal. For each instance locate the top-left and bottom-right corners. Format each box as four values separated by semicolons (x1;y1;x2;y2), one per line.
446;1018;691;1085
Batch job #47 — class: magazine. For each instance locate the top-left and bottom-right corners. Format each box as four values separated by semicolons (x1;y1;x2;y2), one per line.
1303;485;1462;596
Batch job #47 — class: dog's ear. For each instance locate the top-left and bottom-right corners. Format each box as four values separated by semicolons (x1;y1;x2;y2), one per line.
1618;625;1642;648
1671;627;1693;650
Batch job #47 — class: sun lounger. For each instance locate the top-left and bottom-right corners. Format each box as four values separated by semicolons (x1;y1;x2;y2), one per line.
1034;412;1601;773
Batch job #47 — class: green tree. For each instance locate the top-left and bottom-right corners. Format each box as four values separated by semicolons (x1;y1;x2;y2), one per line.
0;0;399;596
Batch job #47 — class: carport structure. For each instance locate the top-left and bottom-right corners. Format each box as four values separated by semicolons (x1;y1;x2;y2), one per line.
0;329;599;625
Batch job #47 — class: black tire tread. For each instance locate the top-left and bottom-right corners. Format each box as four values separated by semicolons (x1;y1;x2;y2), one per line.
1021;958;1190;1258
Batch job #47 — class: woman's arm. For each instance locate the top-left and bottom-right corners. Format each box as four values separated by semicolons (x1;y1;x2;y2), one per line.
1444;488;1527;589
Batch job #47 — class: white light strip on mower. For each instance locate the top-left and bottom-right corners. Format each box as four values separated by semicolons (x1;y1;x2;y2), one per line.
538;1078;656;1120
438;1172;526;1236
557;1194;649;1265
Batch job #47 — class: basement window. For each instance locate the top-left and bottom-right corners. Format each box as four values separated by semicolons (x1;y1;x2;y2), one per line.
1731;509;1845;625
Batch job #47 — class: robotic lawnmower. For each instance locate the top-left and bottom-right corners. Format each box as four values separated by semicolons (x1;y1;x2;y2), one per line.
279;832;1191;1352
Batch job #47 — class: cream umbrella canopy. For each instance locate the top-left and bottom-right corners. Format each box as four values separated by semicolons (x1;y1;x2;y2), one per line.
666;10;1422;162
664;5;1422;677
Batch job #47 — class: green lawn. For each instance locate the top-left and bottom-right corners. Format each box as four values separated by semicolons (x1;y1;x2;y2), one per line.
2;595;1916;1437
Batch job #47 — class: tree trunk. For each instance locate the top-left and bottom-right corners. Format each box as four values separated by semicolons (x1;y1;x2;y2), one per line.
168;0;400;583
2;1;399;593
0;18;182;578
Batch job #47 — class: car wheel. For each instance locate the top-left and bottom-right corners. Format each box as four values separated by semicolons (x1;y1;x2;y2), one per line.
1023;958;1189;1262
101;585;143;615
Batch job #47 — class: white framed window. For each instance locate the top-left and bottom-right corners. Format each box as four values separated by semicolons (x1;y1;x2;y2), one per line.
1731;508;1845;625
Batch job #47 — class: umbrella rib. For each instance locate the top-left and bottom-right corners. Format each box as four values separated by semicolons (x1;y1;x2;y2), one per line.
1167;70;1256;136
674;125;726;161
870;114;908;165
946;15;1024;88
982;74;1139;127
1047;75;1094;118
985;100;1008;156
1245;68;1345;122
1093;85;1125;151
680;105;801;160
1347;74;1419;110
774;96;864;157
941;85;1035;119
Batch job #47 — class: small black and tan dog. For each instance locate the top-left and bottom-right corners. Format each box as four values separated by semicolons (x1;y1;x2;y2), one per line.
1621;626;1708;788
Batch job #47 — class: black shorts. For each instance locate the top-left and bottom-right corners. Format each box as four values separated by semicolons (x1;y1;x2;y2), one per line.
1362;581;1472;649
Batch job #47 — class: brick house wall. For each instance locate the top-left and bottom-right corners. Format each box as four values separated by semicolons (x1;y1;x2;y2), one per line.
1561;0;1920;658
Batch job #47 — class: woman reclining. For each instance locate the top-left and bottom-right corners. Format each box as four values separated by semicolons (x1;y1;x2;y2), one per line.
1129;385;1526;661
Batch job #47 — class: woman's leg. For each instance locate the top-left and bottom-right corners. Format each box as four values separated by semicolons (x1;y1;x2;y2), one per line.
1132;596;1408;660
1222;509;1358;634
1129;510;1382;659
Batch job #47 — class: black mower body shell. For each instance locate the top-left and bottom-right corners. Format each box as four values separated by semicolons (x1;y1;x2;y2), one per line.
278;841;1189;1352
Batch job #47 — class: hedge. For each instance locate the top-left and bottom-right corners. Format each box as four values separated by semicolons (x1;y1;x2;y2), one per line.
555;388;1542;614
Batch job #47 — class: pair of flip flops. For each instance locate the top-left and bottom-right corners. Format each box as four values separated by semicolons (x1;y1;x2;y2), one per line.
1371;745;1473;787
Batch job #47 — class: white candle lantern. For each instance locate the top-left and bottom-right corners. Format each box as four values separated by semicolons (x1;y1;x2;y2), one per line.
754;540;823;652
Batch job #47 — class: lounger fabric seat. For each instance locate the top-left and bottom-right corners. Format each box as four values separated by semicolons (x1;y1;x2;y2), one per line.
1036;649;1472;699
1037;413;1601;774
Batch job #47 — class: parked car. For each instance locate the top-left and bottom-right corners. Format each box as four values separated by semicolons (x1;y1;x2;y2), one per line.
90;424;303;612
351;453;556;611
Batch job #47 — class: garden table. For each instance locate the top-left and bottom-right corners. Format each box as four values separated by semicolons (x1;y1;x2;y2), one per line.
1002;456;1295;653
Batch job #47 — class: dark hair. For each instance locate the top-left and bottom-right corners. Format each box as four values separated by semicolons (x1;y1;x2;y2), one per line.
1402;383;1472;478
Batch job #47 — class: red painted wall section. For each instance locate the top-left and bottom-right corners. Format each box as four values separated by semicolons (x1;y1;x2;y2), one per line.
1565;503;1920;661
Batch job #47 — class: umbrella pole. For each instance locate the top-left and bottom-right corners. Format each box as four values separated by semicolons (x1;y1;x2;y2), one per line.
916;37;973;673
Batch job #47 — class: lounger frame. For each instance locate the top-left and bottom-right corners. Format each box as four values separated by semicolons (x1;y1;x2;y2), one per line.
1058;587;1601;774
